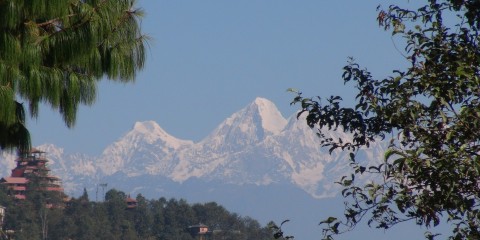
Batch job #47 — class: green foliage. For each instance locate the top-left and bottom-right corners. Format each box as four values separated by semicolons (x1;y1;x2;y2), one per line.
0;188;274;240
0;0;148;152
269;220;294;239
291;1;480;239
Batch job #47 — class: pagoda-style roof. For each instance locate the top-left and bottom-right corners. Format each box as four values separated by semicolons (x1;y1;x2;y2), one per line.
11;186;26;191
16;156;47;161
30;148;46;154
46;186;63;192
1;177;28;184
14;194;26;200
47;175;60;180
1;149;66;201
16;148;48;161
16;157;47;162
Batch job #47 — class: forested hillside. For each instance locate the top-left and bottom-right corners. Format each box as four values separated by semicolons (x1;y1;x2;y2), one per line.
0;186;273;240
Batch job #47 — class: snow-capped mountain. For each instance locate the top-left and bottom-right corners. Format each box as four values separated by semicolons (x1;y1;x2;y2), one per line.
97;121;194;176
0;97;385;199
201;97;287;152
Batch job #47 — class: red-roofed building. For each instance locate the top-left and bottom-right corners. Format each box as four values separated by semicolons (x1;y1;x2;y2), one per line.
125;195;138;209
188;224;212;240
0;177;28;200
0;149;64;200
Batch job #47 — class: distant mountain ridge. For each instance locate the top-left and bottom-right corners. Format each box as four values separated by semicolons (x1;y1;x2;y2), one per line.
0;97;386;199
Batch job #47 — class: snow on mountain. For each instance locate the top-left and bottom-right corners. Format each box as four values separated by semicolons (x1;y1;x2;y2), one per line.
163;97;290;183
199;97;287;152
97;121;193;176
264;113;345;198
252;97;287;134
34;144;99;193
0;97;386;199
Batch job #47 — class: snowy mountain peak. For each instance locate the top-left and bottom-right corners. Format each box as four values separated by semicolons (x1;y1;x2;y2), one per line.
133;121;163;134
0;97;388;203
125;120;192;148
253;97;272;105
250;97;287;134
201;97;288;151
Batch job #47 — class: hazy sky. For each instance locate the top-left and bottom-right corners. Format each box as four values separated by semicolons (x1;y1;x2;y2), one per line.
28;1;407;155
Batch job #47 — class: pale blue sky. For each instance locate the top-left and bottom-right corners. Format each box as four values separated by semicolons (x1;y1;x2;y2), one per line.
29;1;406;155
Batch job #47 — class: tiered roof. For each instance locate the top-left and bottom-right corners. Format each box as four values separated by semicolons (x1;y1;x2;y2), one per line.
0;149;64;200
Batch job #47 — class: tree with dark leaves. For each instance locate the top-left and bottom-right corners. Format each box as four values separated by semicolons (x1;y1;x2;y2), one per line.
291;0;480;239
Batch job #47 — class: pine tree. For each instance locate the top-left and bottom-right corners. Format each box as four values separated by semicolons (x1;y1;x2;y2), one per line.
0;0;147;152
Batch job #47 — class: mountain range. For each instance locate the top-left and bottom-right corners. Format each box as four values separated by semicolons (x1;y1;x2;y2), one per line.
0;97;391;239
1;97;386;197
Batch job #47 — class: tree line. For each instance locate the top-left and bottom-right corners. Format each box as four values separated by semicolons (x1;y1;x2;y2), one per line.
0;186;274;240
